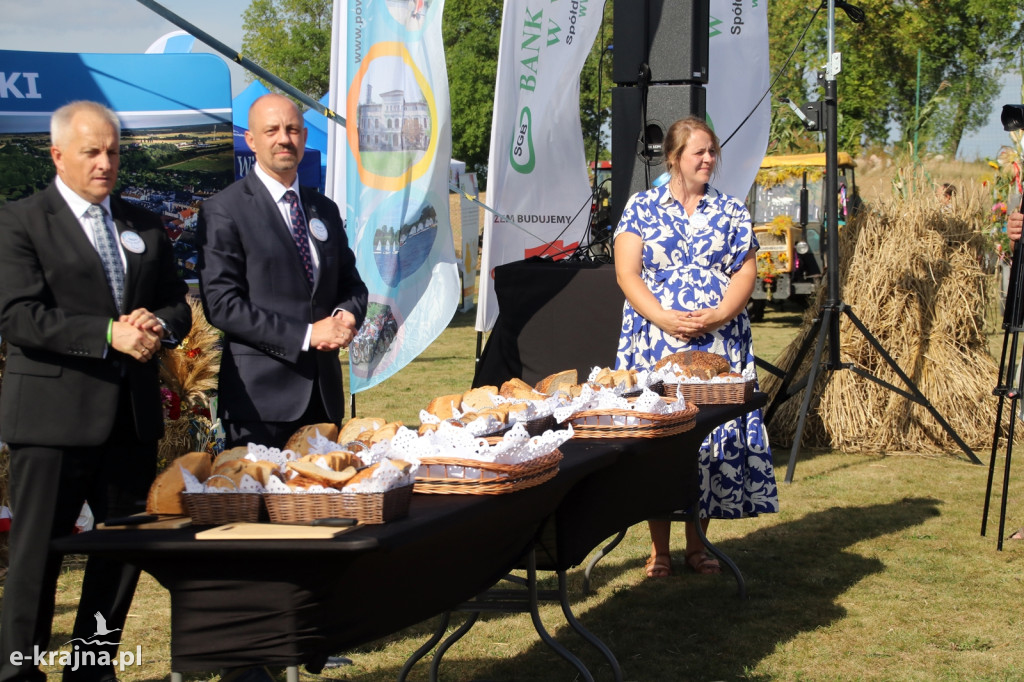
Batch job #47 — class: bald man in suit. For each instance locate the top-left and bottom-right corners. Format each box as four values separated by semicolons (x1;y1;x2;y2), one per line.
198;93;367;449
0;100;191;682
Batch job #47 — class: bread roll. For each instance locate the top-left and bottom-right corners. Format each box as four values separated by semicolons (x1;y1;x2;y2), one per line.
425;394;463;420
212;445;251;470
477;404;512;424
499;377;533;398
146;451;213;515
461;385;499;411
369;421;404;444
610;368;636;389
299;451;364;471
535;369;578;395
343;462;380;487
338;417;386;444
342;459;412;487
209;459;272;488
499;378;547;401
286;460;358;488
284;423;340;455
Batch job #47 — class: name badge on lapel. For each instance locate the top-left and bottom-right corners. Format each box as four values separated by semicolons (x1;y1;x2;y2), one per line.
309;218;329;242
120;231;146;254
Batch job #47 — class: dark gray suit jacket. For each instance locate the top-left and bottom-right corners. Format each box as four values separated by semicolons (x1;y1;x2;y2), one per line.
0;182;191;447
197;172;368;424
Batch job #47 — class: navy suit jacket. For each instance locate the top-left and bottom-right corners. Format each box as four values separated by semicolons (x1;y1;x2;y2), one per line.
0;182;191;447
197;171;368;424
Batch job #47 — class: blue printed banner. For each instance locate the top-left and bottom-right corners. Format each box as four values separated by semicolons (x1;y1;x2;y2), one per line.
0;50;234;280
332;0;458;392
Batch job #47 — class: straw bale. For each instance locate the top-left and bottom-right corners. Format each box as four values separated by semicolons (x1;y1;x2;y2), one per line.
763;169;1008;454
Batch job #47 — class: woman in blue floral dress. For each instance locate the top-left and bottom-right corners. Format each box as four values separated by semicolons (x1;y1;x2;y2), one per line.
613;117;778;577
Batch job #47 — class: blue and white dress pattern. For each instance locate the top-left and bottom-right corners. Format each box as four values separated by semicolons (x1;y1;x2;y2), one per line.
614;183;778;519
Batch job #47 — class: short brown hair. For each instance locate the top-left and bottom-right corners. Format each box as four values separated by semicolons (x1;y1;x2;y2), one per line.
664;116;721;178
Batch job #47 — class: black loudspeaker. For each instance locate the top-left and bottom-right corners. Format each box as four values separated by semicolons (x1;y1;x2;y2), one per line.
613;0;710;84
610;84;706;226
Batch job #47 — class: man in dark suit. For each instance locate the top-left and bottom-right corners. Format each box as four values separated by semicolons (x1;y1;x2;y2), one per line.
198;93;367;449
0;101;191;681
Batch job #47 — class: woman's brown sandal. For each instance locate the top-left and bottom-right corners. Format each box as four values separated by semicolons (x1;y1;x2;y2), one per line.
685;550;721;574
644;554;672;578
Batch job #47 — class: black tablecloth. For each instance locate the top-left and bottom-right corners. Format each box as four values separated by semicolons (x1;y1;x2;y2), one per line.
474;259;624;388
54;397;764;672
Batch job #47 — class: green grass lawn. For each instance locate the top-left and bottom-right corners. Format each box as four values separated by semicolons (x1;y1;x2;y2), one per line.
20;300;1024;681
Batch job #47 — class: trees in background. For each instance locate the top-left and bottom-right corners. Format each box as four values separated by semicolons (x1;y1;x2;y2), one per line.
441;0;502;180
766;0;1024;157
442;0;613;184
241;0;333;100
241;0;1023;169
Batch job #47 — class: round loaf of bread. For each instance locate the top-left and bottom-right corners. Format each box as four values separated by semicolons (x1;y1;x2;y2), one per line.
146;451;213;515
284;422;340;455
654;350;731;376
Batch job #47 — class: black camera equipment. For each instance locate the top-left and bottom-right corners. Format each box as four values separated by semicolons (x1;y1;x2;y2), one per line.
980;104;1024;549
759;1;979;482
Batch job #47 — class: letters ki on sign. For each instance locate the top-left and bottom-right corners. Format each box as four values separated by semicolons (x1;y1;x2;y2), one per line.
0;72;42;99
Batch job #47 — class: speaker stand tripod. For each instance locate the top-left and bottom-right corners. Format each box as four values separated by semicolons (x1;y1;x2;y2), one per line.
981;204;1024;550
762;300;981;483
760;1;978;482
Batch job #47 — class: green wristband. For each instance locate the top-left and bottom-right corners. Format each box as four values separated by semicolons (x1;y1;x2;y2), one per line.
107;318;114;345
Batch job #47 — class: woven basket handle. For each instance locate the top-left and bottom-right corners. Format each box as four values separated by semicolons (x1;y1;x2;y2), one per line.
203;474;239;491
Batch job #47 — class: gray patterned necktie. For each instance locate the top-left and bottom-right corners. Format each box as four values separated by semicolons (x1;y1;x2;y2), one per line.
86;204;125;312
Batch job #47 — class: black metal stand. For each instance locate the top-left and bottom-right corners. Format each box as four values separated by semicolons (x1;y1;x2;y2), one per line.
399;549;620;682
981;205;1024;550
761;2;977;481
581;506;747;598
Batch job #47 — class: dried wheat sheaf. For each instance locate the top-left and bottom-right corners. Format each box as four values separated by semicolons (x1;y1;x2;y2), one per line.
762;170;1007;454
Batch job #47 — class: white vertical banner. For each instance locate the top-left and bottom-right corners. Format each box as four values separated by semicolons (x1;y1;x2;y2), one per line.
459;172;480;311
325;3;347;205
329;0;459;392
475;0;608;332
706;0;771;199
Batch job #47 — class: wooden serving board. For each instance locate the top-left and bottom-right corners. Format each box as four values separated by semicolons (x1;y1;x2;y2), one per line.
195;522;358;540
97;515;192;530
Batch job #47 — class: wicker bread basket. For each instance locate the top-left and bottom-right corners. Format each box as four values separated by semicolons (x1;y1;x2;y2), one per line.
263;484;413;524
183;492;265;525
568;403;699;439
664;380;754;405
414;449;562;495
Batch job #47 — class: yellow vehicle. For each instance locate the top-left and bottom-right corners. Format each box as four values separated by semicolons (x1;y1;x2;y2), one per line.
744;152;860;321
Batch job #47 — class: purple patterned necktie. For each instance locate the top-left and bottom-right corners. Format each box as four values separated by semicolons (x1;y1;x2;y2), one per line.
283;190;315;287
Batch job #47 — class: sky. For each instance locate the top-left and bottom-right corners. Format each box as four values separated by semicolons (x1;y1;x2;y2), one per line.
0;0;251;93
1;0;1020;162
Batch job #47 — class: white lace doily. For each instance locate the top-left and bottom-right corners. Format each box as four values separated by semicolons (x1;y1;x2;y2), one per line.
658;364;755;385
553;383;692;426
264;474;341;494
245;443;302;465
343;458;416;493
356;421;571;479
304;428;346;455
422;398;553;436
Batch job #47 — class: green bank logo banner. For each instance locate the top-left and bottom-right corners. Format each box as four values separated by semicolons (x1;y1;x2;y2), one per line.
706;0;771;199
476;0;608;333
